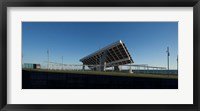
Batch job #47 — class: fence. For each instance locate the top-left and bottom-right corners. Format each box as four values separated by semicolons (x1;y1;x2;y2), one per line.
23;62;178;75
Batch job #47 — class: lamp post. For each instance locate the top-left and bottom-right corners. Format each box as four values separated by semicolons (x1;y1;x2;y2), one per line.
47;49;50;70
166;47;170;75
22;52;23;69
62;56;63;70
177;55;178;72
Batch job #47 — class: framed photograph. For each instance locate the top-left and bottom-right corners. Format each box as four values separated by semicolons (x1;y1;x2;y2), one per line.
0;0;199;111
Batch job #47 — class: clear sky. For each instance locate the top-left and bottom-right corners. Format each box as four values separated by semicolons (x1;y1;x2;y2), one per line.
22;22;178;69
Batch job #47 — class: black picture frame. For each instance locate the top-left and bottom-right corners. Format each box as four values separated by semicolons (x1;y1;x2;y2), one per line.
0;0;199;111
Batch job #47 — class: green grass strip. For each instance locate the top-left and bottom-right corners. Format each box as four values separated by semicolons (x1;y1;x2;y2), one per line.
23;69;178;79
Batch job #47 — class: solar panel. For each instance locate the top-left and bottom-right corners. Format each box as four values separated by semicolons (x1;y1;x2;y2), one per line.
80;40;134;71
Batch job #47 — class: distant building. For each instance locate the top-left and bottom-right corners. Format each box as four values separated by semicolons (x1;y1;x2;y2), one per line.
80;40;134;72
24;63;41;69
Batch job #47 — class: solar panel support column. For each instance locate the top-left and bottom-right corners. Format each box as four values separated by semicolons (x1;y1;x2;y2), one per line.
82;64;85;71
114;66;120;71
103;62;106;71
119;66;121;71
129;64;133;73
100;50;108;71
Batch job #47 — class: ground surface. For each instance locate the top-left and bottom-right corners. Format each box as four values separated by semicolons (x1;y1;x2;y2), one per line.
23;69;178;79
22;69;178;89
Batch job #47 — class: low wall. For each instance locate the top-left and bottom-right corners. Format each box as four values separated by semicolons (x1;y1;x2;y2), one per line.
22;70;178;89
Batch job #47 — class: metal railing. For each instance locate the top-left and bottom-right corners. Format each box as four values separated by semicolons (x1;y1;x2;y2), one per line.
23;62;178;75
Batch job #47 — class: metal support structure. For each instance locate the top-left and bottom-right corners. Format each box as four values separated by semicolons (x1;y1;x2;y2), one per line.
80;40;134;71
114;66;120;71
96;55;97;69
62;56;63;70
112;66;114;72
166;47;170;74
129;64;133;73
98;50;108;71
22;52;23;69
177;55;178;71
47;49;50;70
103;62;106;71
119;65;122;71
82;64;85;71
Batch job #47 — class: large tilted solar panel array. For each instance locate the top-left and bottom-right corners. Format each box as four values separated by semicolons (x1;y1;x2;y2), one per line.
80;40;134;67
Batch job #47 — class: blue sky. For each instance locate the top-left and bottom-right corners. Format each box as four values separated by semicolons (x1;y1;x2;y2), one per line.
22;22;178;69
